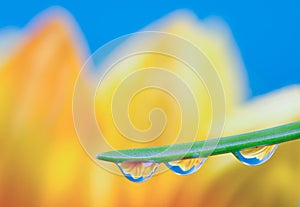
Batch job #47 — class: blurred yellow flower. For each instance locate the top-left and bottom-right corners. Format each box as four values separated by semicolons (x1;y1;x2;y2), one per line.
0;8;299;207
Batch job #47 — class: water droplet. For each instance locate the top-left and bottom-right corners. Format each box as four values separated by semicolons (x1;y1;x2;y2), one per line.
117;161;159;182
233;144;279;166
165;157;206;175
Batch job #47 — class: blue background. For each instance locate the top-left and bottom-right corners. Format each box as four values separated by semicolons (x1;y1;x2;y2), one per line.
0;0;299;97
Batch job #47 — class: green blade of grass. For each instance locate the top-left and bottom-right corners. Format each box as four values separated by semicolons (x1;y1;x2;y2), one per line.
96;122;300;163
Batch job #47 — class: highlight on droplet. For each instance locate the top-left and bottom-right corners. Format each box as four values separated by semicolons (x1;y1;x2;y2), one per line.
116;161;159;182
164;157;206;175
233;144;279;166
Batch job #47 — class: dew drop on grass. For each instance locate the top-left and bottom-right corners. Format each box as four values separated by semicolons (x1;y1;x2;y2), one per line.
117;161;159;182
233;144;279;166
165;157;206;175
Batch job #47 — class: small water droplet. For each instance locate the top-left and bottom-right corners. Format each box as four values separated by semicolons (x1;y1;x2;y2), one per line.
165;157;206;175
233;144;279;166
117;161;159;182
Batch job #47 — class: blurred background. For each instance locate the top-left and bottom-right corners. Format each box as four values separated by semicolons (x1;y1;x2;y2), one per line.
1;0;299;96
0;1;300;207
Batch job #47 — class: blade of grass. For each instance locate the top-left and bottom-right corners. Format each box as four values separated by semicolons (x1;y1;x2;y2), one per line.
96;122;300;163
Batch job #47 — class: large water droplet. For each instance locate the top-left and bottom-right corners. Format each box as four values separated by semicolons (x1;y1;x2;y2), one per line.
233;144;279;166
165;157;206;175
117;161;159;182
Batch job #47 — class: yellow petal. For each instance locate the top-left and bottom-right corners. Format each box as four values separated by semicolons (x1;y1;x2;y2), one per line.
202;85;300;207
0;8;91;206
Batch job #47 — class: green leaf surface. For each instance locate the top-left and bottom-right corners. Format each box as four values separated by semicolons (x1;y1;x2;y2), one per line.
96;122;300;163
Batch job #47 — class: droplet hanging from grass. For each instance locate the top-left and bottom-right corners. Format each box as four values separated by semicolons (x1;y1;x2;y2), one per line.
96;122;300;183
233;145;278;166
117;161;159;182
165;157;206;175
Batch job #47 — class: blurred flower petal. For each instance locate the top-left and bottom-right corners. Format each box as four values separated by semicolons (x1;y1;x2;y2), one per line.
0;8;90;207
